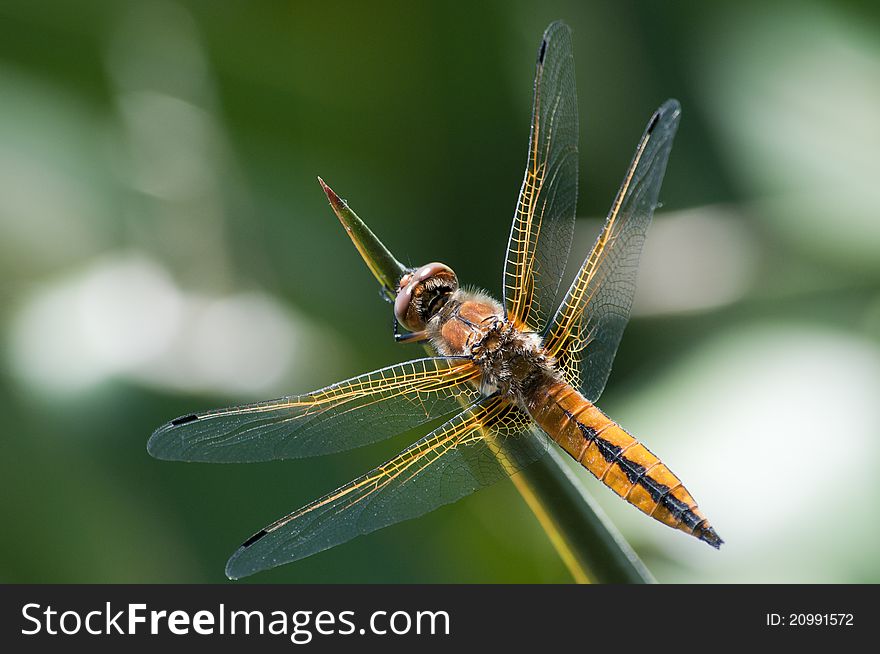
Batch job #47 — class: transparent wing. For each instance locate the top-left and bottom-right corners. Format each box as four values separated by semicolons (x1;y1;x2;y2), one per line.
225;396;547;579
503;20;578;333
147;358;481;462
545;100;681;402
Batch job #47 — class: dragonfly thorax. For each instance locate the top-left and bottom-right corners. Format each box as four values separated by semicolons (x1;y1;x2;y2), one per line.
427;288;558;402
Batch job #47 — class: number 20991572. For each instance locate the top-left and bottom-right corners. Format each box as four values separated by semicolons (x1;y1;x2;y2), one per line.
766;614;854;627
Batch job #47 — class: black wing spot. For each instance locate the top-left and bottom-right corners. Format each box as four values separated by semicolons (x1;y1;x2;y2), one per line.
171;413;199;426
538;38;548;64
241;529;268;548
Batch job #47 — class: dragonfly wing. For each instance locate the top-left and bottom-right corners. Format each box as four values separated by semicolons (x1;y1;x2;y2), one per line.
504;20;578;333
225;396;547;579
544;100;681;402
148;358;481;462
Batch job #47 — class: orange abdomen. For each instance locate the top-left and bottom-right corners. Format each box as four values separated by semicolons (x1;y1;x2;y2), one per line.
527;379;721;547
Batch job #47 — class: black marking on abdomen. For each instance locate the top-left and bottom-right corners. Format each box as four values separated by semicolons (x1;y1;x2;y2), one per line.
698;526;724;549
644;478;706;534
640;474;669;502
617;456;649;485
561;406;723;547
596;439;623;466
562;408;598;444
241;529;268;548
171;414;199;426
662;493;693;523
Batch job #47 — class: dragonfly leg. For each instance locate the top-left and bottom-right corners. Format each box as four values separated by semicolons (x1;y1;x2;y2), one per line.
395;330;428;344
393;316;428;343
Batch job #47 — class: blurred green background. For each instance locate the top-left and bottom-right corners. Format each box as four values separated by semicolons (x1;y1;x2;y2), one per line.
2;0;879;583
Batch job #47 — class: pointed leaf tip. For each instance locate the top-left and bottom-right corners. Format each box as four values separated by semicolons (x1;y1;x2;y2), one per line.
317;176;343;209
315;176;407;297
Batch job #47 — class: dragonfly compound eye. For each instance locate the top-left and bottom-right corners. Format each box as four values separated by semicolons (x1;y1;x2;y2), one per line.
394;262;458;331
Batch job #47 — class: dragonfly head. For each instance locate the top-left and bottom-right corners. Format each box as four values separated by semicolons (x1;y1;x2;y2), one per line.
394;262;459;331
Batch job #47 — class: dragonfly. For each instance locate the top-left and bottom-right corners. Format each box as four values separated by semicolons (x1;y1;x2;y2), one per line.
148;20;721;580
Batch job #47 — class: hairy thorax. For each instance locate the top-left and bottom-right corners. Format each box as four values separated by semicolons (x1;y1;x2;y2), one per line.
426;288;559;403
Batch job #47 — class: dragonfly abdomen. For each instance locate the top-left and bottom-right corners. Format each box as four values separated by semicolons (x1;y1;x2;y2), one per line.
527;380;722;548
